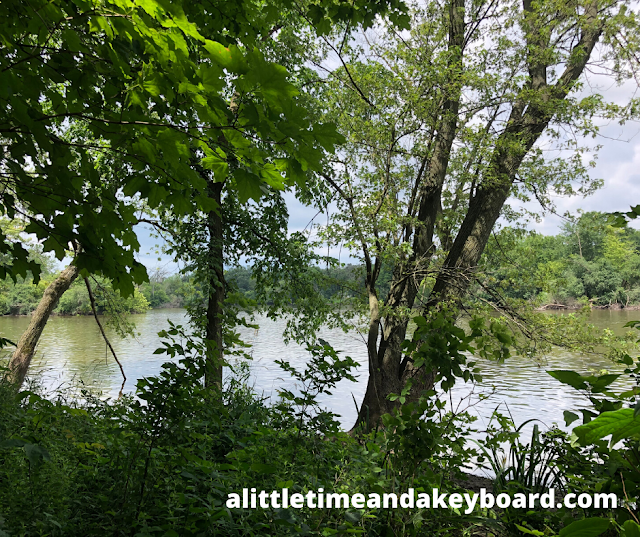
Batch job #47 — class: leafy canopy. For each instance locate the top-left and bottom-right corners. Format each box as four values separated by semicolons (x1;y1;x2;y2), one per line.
1;0;408;295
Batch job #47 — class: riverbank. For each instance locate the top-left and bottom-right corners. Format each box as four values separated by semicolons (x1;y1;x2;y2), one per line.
0;304;185;317
0;356;627;537
0;273;192;316
536;301;640;310
1;309;637;431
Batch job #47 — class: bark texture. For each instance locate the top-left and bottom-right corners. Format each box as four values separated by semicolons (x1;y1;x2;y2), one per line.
6;263;80;388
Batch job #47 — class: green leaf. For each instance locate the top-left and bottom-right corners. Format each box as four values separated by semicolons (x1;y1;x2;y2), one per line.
515;525;545;536
204;41;246;72
344;511;362;523
547;370;589;391
563;410;580;426
198;64;224;92
622;520;640;537
559;518;609;537
201;154;228;181
0;438;27;448
0;337;16;349
250;463;277;474
24;443;51;465
574;408;640;445
234;168;263;203
588;373;621;393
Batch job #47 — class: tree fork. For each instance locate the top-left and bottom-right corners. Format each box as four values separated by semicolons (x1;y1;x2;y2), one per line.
355;0;466;430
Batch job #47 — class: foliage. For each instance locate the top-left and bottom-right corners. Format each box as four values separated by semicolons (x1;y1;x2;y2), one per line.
474;414;604;534
138;274;194;308
481;212;640;307
0;327;482;537
1;312;638;536
477;418;566;496
223;262;397;306
0;274;149;317
544;320;640;532
58;277;150;319
304;0;640;424
3;0;640;535
1;0;367;295
274;339;359;435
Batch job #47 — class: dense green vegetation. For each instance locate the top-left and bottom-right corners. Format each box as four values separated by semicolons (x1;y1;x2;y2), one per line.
0;263;378;315
0;275;150;316
1;318;638;536
482;213;640;308
5;208;640;320
2;0;640;533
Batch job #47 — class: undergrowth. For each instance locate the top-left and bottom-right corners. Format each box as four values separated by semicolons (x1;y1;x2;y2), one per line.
0;321;633;536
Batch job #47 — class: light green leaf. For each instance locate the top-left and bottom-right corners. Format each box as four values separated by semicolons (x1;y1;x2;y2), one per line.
622;520;640;537
204;41;246;72
201;154;228;181
574;408;640;445
515;525;544;536
559;518;609;537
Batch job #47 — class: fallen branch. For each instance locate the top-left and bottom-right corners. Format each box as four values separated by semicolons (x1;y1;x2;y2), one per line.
538;303;569;310
84;277;126;396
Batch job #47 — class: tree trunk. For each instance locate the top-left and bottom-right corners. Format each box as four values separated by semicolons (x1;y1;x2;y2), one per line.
354;0;603;431
429;0;602;306
355;0;465;430
205;180;225;389
6;263;80;388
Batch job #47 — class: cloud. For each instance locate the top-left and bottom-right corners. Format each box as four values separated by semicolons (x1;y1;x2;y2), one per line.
521;120;640;235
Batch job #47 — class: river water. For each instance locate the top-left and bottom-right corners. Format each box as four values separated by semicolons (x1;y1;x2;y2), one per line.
1;309;638;432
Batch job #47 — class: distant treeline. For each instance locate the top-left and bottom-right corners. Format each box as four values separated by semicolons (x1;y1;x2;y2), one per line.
3;211;637;315
481;211;640;308
224;264;392;302
0;265;374;316
0;274;195;316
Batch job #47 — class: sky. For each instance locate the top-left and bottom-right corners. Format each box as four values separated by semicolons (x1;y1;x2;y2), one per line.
518;73;640;234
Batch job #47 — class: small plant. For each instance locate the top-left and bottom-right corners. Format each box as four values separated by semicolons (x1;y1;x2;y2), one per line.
476;413;566;496
274;338;359;436
546;325;640;529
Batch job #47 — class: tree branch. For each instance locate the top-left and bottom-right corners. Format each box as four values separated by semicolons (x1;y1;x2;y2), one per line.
84;277;126;397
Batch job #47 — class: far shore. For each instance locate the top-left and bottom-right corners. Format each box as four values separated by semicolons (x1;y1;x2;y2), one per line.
1;304;184;317
536;302;640;311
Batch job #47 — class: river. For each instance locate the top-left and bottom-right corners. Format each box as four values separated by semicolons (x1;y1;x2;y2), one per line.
1;309;638;432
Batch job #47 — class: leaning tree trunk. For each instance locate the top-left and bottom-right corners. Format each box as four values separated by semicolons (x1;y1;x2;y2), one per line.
6;262;80;388
354;0;465;430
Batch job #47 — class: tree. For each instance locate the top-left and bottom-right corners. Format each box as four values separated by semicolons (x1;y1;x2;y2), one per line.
7;262;80;386
2;0;410;387
315;0;640;427
139;0;414;389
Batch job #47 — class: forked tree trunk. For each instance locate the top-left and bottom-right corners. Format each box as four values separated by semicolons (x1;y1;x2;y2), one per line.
6;263;80;388
354;0;465;430
354;0;603;431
